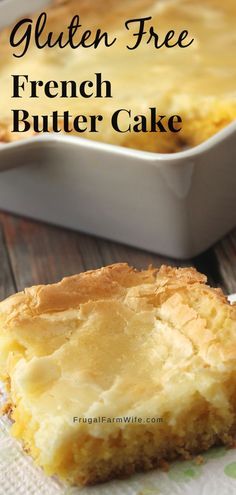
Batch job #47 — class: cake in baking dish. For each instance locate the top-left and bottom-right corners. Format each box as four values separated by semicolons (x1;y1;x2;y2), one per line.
0;263;236;485
0;0;235;152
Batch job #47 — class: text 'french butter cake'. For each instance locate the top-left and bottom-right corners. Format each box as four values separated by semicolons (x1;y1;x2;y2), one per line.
0;264;236;485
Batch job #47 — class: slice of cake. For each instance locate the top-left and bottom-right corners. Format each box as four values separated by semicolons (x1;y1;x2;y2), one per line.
0;263;236;485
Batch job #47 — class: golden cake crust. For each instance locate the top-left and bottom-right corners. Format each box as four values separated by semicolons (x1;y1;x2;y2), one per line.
0;263;234;368
0;263;213;320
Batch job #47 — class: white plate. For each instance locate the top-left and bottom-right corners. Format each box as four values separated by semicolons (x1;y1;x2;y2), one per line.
0;294;235;495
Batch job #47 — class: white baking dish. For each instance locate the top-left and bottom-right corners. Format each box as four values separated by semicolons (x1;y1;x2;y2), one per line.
0;0;236;259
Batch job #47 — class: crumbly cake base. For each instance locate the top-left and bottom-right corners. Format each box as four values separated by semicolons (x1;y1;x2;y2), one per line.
9;403;236;485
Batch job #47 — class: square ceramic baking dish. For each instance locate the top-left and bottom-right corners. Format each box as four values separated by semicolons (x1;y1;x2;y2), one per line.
0;0;235;260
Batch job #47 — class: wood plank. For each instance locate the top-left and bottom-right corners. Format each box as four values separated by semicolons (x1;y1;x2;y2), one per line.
0;213;103;291
1;212;235;297
0;222;16;299
96;237;191;269
0;213;192;294
213;228;236;295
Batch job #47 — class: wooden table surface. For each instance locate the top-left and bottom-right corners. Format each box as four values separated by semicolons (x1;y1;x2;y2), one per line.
0;211;235;301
